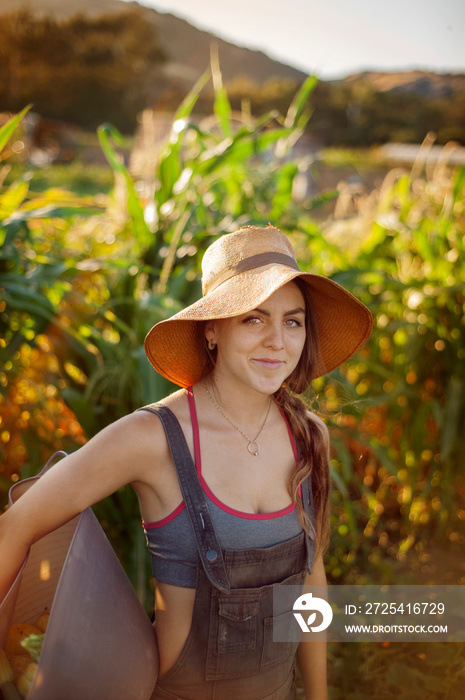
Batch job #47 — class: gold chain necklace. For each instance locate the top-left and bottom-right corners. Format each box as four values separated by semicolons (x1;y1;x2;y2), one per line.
205;384;272;456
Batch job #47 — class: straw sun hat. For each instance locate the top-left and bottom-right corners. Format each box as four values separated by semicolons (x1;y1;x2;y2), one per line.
144;226;372;388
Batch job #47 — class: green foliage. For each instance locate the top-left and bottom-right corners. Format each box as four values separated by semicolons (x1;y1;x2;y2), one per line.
197;75;465;147
0;109;100;360
0;68;322;609
327;642;465;700
311;153;465;583
218;76;302;117
0;105;32;155
1;66;464;692
4;162;114;197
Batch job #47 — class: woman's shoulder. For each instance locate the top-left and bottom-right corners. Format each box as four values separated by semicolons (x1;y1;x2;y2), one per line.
133;389;190;434
130;388;193;449
138;388;188;414
120;389;187;440
87;389;185;461
82;389;189;491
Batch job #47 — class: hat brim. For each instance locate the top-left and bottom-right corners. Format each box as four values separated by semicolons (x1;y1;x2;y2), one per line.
144;264;373;389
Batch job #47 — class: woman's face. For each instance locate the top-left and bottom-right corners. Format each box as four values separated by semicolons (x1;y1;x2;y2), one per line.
206;281;307;395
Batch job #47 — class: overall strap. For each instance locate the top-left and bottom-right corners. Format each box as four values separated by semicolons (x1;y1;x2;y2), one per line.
138;404;230;594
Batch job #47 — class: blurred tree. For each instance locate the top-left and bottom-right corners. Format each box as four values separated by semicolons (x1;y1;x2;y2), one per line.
221;76;299;115
308;80;465;147
0;9;166;132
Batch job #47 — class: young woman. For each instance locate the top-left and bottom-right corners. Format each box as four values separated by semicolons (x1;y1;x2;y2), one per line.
0;226;372;699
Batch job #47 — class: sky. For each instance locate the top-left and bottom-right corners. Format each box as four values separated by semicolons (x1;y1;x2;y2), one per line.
122;0;464;78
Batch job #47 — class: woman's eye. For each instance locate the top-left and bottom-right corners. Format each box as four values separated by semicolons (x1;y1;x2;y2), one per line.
243;316;262;324
285;318;303;327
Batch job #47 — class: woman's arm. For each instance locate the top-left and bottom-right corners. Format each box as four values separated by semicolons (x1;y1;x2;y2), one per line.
0;410;166;601
296;553;328;700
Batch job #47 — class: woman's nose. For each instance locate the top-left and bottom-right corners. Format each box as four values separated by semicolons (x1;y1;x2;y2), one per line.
264;323;284;349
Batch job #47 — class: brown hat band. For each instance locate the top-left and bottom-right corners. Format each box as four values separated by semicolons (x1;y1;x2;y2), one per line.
207;252;300;294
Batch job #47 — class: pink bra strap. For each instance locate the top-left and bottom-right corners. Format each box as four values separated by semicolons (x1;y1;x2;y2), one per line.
186;386;202;473
278;407;300;465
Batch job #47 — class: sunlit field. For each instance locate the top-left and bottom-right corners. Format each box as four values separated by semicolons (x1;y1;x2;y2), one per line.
1;72;464;697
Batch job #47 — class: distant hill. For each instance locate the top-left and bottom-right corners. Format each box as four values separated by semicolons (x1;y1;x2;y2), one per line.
1;0;463;144
3;0;464;97
0;0;307;87
346;71;465;99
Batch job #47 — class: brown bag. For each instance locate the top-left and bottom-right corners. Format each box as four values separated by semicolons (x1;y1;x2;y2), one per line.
0;452;158;700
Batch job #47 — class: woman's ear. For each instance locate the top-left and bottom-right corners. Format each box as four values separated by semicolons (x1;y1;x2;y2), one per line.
204;320;216;345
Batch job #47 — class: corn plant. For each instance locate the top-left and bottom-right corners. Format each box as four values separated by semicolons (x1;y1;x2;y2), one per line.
310;150;465;584
0;106;103;481
2;67;464;636
0;70;325;608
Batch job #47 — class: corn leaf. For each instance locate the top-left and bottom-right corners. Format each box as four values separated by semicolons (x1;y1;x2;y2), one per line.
0;105;31;155
98;123;152;247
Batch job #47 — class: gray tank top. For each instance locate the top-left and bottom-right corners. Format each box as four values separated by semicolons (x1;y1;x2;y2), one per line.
143;389;302;588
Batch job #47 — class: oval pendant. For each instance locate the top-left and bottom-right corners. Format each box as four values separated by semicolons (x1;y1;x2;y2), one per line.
247;441;260;456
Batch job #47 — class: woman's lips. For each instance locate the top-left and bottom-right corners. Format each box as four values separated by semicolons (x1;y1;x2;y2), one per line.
252;358;284;369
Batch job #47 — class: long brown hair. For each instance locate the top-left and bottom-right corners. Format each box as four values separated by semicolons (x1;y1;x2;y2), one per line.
274;278;331;557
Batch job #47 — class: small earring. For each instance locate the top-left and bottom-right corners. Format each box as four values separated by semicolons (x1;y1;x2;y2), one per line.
207;339;216;351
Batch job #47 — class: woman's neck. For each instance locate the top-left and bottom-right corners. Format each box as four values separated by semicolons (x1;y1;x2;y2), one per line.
200;373;273;427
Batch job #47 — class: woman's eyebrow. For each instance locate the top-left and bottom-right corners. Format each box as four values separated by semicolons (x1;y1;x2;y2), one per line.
253;306;306;316
285;307;306;316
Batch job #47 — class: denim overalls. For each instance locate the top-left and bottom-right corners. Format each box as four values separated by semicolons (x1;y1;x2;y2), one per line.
142;404;316;700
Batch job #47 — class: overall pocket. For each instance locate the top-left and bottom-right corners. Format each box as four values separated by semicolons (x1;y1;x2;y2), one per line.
206;570;305;681
217;595;261;653
206;592;261;680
